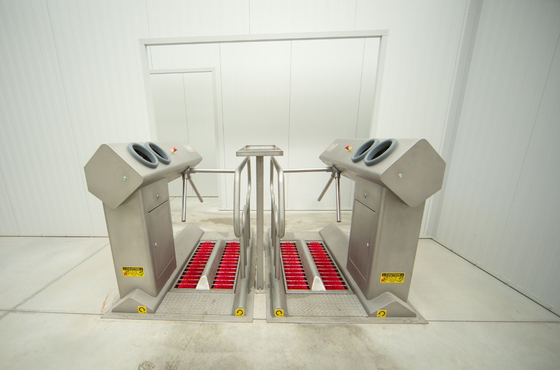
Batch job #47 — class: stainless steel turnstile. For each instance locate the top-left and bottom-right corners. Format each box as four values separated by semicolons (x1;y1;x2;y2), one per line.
267;138;445;321
84;142;253;319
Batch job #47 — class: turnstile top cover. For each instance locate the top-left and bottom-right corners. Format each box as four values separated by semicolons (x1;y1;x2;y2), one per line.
84;142;202;209
320;138;445;207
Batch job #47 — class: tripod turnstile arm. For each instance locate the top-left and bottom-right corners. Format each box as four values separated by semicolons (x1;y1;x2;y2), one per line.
317;167;342;223
181;169;204;222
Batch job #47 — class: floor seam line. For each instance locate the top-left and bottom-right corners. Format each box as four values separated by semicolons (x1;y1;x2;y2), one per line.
8;310;103;316
8;243;111;312
427;320;560;323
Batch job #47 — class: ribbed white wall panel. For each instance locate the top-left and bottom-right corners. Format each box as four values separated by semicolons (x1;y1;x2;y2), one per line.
249;0;357;33
0;0;470;237
146;0;250;38
436;0;560;314
355;0;469;235
0;167;19;235
47;0;151;235
0;0;92;236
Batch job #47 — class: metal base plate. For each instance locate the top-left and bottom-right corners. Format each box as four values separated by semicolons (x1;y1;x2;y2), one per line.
266;229;428;324
102;230;254;323
286;294;367;317
157;292;235;315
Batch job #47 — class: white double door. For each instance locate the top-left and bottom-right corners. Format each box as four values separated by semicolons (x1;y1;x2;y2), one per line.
150;71;218;197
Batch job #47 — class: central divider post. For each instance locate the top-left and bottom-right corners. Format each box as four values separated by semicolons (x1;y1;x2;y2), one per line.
256;156;264;291
236;145;284;292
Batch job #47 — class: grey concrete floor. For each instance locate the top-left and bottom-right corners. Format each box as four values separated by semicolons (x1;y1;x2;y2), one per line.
0;197;559;370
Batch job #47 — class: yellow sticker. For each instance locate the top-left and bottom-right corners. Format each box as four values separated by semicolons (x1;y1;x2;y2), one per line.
138;306;147;314
274;309;284;317
377;310;387;318
380;272;405;283
122;266;144;277
235;308;245;317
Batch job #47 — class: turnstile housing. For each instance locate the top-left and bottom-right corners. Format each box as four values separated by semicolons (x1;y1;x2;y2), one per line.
85;142;202;299
320;138;445;304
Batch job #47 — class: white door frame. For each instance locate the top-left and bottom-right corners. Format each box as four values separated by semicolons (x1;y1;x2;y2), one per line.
140;30;389;141
139;31;389;208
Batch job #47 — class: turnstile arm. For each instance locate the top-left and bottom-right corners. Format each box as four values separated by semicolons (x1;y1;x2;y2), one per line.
317;167;342;222
181;169;204;222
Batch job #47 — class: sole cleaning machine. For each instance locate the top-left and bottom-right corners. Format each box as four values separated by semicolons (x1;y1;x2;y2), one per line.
85;141;254;321
266;138;445;323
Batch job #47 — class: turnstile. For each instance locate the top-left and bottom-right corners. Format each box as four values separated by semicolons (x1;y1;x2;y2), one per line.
84;142;253;319
267;138;445;321
85;138;444;323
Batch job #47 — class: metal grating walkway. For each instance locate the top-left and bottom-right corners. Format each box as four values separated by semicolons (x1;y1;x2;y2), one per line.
157;292;235;315
286;294;367;317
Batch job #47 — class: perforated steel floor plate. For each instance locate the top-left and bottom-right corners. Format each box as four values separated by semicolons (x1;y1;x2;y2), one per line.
157;292;235;315
286;293;367;317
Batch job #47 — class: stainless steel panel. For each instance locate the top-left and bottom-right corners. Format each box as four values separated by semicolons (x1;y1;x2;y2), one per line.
366;188;424;301
347;200;378;286
102;176;177;298
104;192;157;298
236;145;283;157
142;178;169;213
85;141;202;209
353;177;382;212
319;138;445;208
147;201;175;281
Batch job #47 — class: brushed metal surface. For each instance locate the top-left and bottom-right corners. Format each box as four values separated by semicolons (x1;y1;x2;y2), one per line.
157;292;235;315
147;201;175;279
354;176;382;211
347;200;378;287
104;179;176;298
236;145;283;157
85;141;202;209
347;181;425;302
319;138;445;208
286;294;367;317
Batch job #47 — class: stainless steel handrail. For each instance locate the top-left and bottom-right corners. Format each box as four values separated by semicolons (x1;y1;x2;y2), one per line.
182;168;235;222
182;162;251;279
234;157;251;238
283;165;341;222
270;157;285;239
283;167;333;173
190;169;236;174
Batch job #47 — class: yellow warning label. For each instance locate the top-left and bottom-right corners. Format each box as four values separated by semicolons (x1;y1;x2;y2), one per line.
274;309;284;317
380;272;405;283
138;306;147;314
377;310;387;318
122;266;144;277
235;308;245;317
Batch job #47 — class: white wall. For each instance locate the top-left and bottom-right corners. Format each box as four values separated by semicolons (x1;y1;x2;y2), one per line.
435;0;560;315
149;37;379;211
150;71;219;197
0;0;468;236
